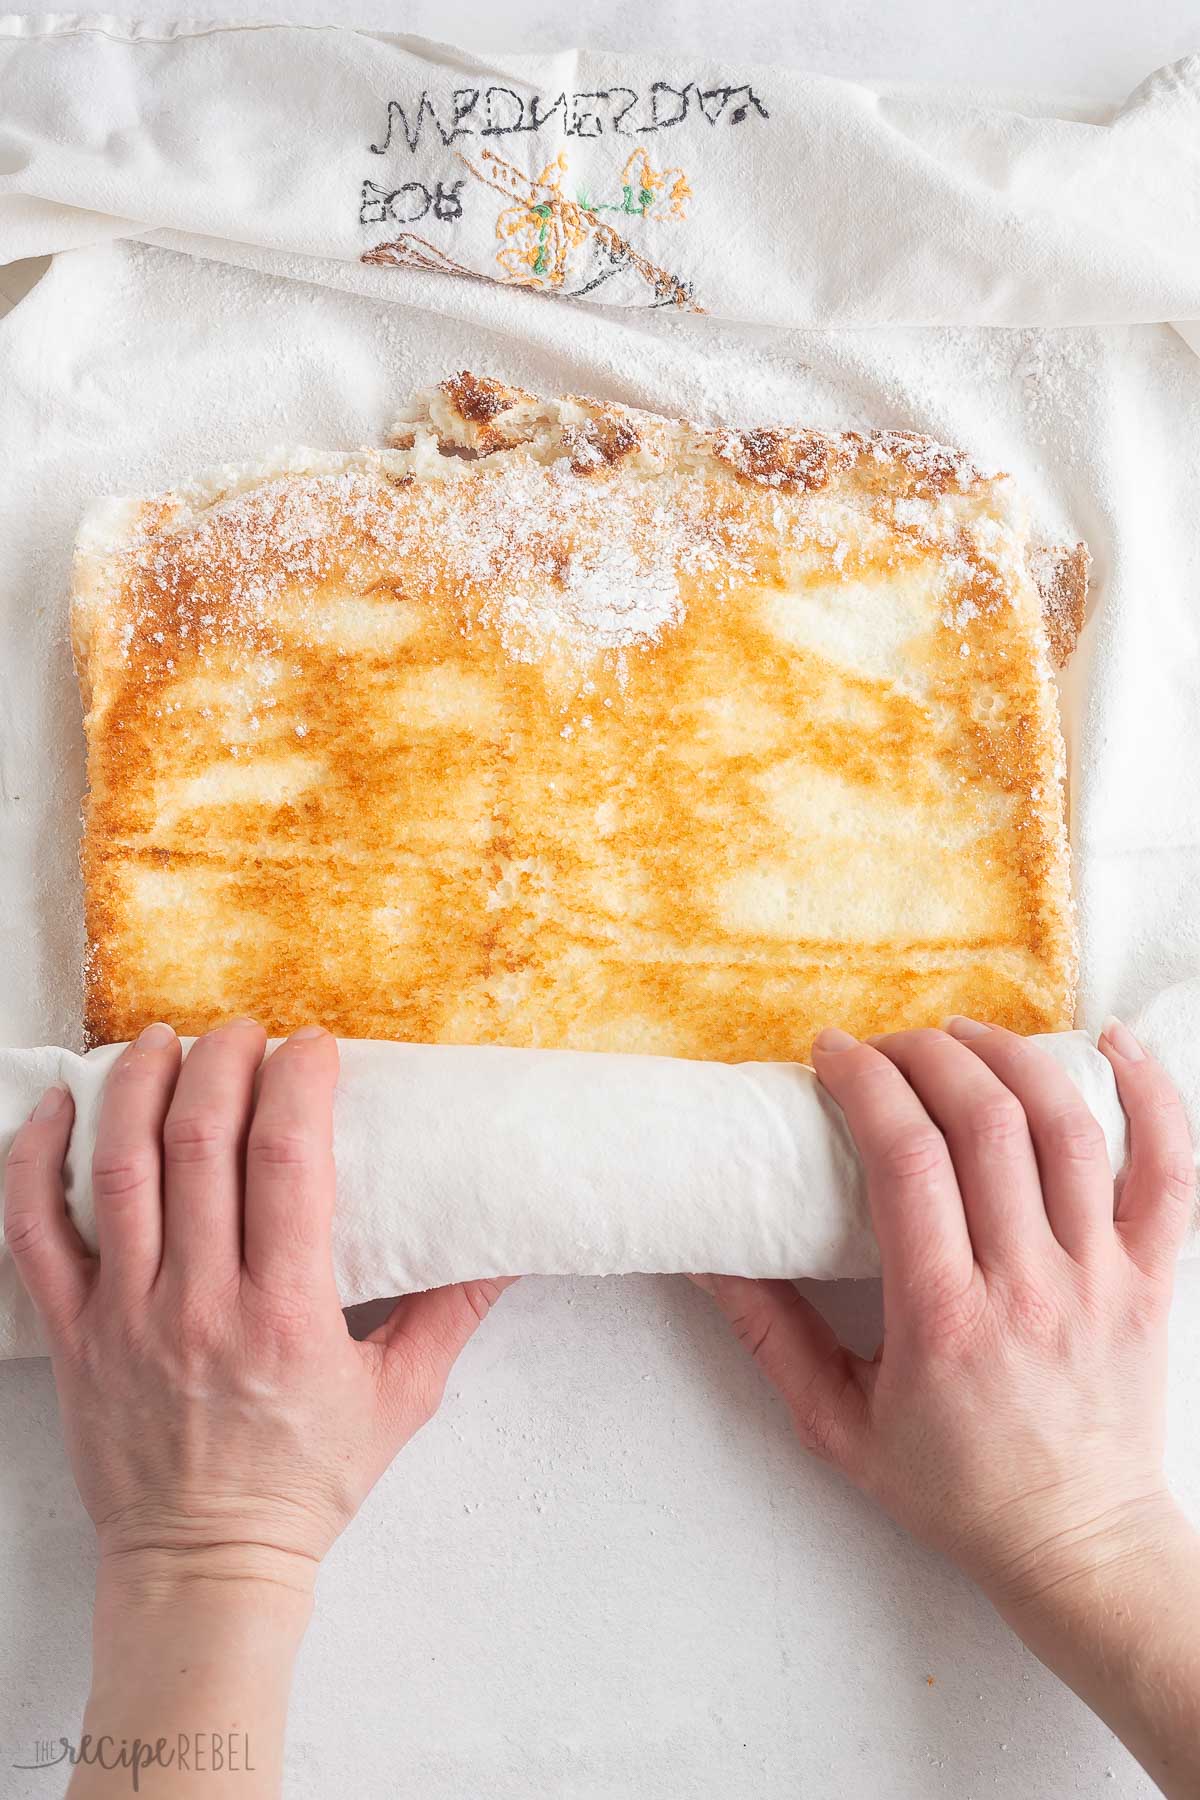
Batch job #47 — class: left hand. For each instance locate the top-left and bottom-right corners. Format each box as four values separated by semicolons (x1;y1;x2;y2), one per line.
4;1018;514;1589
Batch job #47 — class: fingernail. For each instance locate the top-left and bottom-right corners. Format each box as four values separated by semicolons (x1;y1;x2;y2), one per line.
813;1027;857;1052
944;1016;991;1040
1100;1015;1144;1063
289;1024;327;1042
30;1083;68;1121
221;1015;262;1030
137;1022;177;1048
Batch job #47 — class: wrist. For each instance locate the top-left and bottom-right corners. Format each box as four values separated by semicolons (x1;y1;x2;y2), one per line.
95;1543;315;1653
77;1546;310;1795
985;1488;1190;1634
980;1494;1200;1800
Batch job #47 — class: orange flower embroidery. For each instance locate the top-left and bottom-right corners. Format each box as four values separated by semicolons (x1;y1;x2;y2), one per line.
492;153;589;288
363;144;700;311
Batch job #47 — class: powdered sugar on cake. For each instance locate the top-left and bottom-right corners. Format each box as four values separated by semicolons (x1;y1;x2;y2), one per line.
120;458;743;676
88;387;1026;696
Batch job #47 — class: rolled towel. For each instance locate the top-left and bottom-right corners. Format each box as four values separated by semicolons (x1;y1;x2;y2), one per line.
0;1033;1145;1360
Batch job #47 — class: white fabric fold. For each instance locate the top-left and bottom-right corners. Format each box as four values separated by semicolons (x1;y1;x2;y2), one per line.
0;1032;1149;1361
1;19;1197;331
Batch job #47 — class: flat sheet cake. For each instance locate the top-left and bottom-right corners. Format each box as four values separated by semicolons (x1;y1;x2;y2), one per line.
72;374;1081;1059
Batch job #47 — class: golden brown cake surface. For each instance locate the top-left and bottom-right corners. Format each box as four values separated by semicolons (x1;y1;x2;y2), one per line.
72;374;1078;1059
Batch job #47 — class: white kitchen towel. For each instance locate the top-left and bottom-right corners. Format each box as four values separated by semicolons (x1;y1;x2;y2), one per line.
0;1031;1143;1361
1;19;1198;331
1;23;1199;1361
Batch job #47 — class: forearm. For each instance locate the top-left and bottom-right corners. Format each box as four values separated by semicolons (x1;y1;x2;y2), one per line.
68;1551;314;1798
995;1499;1200;1800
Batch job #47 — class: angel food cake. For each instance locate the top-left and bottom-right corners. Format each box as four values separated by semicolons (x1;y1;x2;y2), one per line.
71;373;1083;1059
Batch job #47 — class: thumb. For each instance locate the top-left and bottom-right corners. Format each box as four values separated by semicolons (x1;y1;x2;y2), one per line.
693;1275;871;1472
366;1277;519;1421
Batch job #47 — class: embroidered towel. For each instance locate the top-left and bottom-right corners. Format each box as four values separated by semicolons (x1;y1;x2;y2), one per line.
0;21;1198;329
1;22;1198;1363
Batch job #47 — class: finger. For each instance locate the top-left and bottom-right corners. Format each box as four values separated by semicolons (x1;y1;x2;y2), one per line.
870;1029;1055;1272
242;1026;339;1301
367;1277;518;1418
91;1023;181;1294
4;1085;92;1334
692;1274;870;1471
160;1019;267;1291
812;1031;975;1311
943;1018;1116;1264
1098;1017;1196;1278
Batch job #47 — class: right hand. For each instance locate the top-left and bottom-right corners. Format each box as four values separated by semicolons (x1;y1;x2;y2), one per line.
694;1016;1196;1611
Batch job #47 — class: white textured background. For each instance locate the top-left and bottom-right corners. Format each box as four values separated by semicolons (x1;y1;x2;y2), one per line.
2;6;1198;1798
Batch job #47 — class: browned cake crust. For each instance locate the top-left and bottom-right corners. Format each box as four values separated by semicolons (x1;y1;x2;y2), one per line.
72;375;1079;1057
1029;541;1090;667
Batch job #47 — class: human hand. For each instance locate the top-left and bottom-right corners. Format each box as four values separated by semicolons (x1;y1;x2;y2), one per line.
695;1017;1194;1605
5;1020;514;1795
5;1020;513;1589
693;1017;1200;1797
